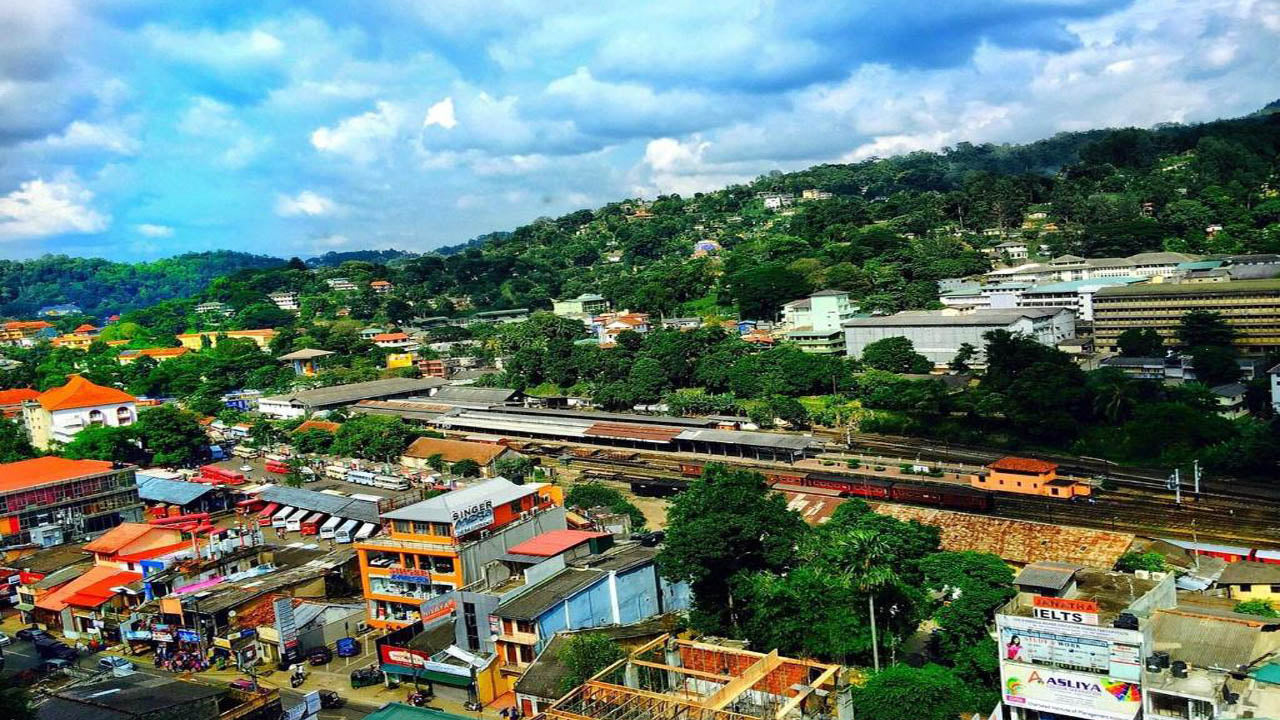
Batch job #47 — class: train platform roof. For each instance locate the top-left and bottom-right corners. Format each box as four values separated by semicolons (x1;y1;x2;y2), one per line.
479;405;717;427
674;427;817;450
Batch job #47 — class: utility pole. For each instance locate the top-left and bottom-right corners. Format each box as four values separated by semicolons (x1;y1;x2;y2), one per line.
868;595;880;672
1193;459;1201;496
1173;468;1181;505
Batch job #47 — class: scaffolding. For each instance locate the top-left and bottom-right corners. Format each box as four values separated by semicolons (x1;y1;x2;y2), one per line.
541;636;843;720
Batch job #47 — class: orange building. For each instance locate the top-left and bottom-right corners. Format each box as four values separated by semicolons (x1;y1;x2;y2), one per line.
972;456;1091;498
355;478;564;629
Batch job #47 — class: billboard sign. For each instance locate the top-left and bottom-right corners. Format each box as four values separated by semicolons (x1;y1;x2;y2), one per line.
390;568;432;584
274;596;299;650
380;644;471;678
451;500;494;536
1033;596;1100;625
1000;661;1141;720
999;615;1143;681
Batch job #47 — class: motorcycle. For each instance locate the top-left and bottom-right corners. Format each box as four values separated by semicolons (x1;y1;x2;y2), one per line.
407;689;434;707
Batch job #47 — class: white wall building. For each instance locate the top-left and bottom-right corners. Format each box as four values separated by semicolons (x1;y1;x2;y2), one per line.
843;308;1075;367
985;252;1198;285
23;375;138;450
268;291;299;311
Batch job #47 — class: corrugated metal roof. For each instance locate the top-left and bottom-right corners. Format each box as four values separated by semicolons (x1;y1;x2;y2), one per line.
507;530;607;557
1217;561;1280;586
585;422;682;443
1015;561;1083;590
674;428;817;450
260;377;447;409
257;486;380;523
382;478;534;523
432;386;521;404
1151;611;1274;669
137;475;214;505
495;568;607;620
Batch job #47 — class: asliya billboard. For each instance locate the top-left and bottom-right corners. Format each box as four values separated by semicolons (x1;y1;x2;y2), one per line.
1000;661;1142;720
999;614;1143;681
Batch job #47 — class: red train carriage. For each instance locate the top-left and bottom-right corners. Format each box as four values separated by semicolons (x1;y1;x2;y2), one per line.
803;473;894;500
679;463;704;478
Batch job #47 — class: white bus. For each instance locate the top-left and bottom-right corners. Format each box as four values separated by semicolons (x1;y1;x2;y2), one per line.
373;474;410;491
233;446;259;459
271;506;295;529
353;523;378;541
334;519;360;543
347;470;375;486
319;515;343;539
284;507;310;532
324;465;349;480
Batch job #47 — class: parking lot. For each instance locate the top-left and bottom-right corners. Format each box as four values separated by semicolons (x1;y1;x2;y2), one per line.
210;455;422;506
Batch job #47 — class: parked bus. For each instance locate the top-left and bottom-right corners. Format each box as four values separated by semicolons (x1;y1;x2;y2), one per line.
272;506;295;529
373;474;410;491
300;512;327;535
353;523;378;541
285;507;310;532
347;470;375;486
319;515;343;539
233;446;259;459
257;502;280;526
334;519;360;543
199;465;246;486
265;459;288;474
324;465;349;480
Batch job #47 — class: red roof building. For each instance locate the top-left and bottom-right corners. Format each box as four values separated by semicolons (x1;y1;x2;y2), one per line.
987;457;1058;474
34;564;142;612
0;457;141;545
82;522;187;566
35;374;136;411
506;530;608;558
0;388;39;417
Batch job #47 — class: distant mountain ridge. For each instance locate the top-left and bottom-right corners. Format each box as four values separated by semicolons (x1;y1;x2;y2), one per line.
304;249;418;267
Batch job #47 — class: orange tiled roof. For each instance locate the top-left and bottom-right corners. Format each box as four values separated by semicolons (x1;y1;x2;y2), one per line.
371;280;392;286
4;321;53;331
121;347;189;359
295;420;341;434
0;457;116;494
73;324;98;333
373;332;410;342
36;375;135;411
988;456;1058;474
403;436;508;465
82;523;156;553
36;565;142;611
0;388;40;405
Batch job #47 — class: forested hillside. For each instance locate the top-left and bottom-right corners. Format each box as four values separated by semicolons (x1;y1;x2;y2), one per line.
0;251;286;318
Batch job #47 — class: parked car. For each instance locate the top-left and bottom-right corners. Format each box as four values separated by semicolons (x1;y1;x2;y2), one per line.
319;690;345;709
229;678;257;691
335;637;359;657
39;658;72;673
98;657;135;673
307;646;332;665
0;631;11;647
16;627;47;642
350;666;384;689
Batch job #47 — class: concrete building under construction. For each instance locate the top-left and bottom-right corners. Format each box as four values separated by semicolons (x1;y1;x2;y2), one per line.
539;635;845;720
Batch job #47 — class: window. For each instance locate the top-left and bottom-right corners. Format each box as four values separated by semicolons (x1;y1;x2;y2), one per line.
1271;585;1280;593
88;409;104;424
116;406;132;424
432;523;452;537
393;520;411;533
431;556;454;574
412;521;430;535
509;500;523;513
1239;584;1253;591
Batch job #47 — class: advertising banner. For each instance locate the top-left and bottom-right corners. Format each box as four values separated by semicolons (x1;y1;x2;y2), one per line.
1033;595;1100;625
999;615;1143;681
452;500;494;536
1000;661;1142;720
379;644;471;678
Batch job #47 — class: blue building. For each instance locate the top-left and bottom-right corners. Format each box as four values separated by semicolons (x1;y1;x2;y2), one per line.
491;543;689;674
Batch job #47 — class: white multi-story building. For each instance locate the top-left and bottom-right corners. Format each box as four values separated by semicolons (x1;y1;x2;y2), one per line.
985;252;1198;285
194;301;234;317
23;375;138;450
326;278;357;292
782;289;861;354
843;307;1075;367
268;291;299;311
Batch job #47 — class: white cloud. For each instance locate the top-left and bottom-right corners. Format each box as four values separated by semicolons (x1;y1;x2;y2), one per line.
42;121;139;155
143;25;284;69
311;101;411;163
177;97;267;168
423;97;457;129
275;190;345;217
134;223;173;237
638;137;755;196
0;178;109;240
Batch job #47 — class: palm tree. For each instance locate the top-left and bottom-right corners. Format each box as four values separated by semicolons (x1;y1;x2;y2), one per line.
805;527;901;671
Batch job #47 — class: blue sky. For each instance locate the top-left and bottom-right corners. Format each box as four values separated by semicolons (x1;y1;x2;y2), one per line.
0;1;1276;261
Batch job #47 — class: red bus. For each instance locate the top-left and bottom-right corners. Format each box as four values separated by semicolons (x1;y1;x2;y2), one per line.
265;459;288;474
256;502;280;526
300;512;327;536
199;465;247;486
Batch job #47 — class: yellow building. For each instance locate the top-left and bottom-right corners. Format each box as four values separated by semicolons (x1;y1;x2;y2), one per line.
175;329;277;350
386;352;415;369
1093;279;1280;354
117;347;190;365
1215;561;1280;603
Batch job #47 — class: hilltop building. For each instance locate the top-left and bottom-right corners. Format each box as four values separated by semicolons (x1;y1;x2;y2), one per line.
1093;279;1280;355
175;329;277;350
843;308;1075;367
552;293;610;321
23;375;137;450
781;289;860;354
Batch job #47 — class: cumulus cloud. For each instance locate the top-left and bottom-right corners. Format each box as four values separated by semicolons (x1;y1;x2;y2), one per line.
135;223;174;237
142;26;285;69
275;190;345;217
0;178;109;241
423;97;457;129
42;121;139;155
312;101;411;163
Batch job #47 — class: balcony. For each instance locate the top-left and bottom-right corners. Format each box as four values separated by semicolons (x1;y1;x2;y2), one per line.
497;629;539;645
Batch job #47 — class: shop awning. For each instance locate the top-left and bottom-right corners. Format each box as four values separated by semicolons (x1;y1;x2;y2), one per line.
380;664;474;687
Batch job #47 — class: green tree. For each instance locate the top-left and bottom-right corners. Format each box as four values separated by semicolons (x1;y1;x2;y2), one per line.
282;455;307;488
1116;551;1167;573
861;336;932;373
949;343;977;373
425;453;446;472
1188;346;1242;387
920;551;1015;661
1178;310;1235;348
330;414;414;462
0;418;37;463
452;458;482;477
849;664;982;720
564;482;646;530
494;455;535;483
557;633;626;694
292;428;334;455
0;677;37;720
62;425;146;464
1234;599;1279;618
1117;327;1165;357
657;464;807;633
135;405;209;466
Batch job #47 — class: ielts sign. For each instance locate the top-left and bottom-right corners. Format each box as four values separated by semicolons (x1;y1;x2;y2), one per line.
1032;595;1100;625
